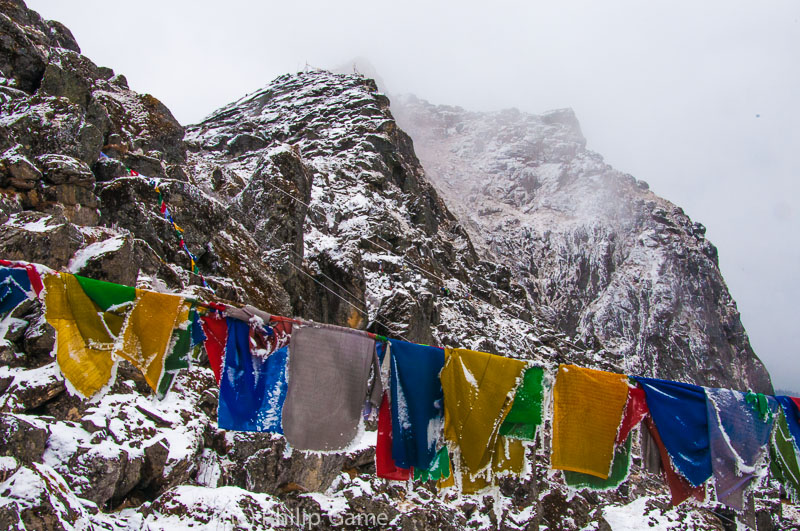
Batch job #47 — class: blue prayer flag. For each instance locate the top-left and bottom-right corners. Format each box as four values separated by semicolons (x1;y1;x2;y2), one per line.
389;339;445;470
776;396;800;451
218;318;288;433
0;267;32;314
635;377;712;487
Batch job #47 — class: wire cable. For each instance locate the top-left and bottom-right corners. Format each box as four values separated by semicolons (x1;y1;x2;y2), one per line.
258;175;542;330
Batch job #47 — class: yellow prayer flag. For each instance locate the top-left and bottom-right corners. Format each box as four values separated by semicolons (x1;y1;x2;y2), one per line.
441;348;527;492
44;273;115;398
114;289;187;392
551;364;629;479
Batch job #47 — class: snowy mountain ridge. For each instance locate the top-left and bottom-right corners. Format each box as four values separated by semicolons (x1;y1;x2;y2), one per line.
392;95;772;393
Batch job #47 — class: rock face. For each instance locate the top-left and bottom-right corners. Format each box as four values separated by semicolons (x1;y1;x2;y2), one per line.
0;1;788;529
392;96;773;393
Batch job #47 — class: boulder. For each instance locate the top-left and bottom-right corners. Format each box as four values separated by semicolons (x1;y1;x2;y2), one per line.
38;48;98;107
45;20;80;53
0;363;65;413
68;235;138;286
0;96;104;165
39;183;99;225
0;463;94;531
91;155;127;182
0;148;42;190
138;439;169;492
219;432;345;494
22;306;55;360
140;485;293;529
0;12;48;93
0;414;48;464
36;154;95;186
0;211;84;269
63;445;138;506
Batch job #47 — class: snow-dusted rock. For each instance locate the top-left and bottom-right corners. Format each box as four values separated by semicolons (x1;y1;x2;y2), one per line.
393;95;772;392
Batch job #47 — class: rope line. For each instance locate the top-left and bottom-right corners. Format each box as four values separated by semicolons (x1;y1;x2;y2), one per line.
258;173;544;330
278;252;410;342
264;232;367;312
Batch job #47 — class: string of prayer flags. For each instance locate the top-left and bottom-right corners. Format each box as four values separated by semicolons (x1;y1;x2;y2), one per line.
388;339;445;471
635;377;713;488
98;152;210;288
218;318;289;433
500;365;545;441
440;348;527;492
12;258;800;499
551;365;629;479
282;325;381;451
705;388;778;511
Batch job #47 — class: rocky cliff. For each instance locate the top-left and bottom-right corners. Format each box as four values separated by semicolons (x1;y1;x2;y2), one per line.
0;0;787;529
392;96;772;394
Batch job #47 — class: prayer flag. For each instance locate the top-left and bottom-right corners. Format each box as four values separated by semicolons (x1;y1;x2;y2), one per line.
388;339;445;470
635;377;712;487
218;318;288;433
282;325;381;451
440;348;527;491
552;365;629;479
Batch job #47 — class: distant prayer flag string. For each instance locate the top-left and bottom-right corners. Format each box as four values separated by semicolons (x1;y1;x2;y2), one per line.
99;152;210;289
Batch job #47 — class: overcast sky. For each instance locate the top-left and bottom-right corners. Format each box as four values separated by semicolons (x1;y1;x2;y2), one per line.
26;0;800;390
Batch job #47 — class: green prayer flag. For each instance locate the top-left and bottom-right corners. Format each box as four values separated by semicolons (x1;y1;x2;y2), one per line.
414;446;451;482
500;366;545;440
771;410;800;502
563;436;632;490
745;391;772;422
164;326;192;371
75;275;136;311
157;372;175;398
157;305;194;399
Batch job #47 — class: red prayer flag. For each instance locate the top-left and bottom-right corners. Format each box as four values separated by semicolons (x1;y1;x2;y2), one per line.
201;312;227;384
617;386;649;444
376;391;411;481
645;417;705;506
